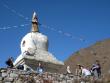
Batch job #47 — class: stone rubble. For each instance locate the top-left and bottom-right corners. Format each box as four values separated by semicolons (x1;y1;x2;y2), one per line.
0;68;108;83
0;68;76;83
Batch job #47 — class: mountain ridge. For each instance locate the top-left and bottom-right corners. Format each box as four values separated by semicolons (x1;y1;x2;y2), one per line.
60;38;110;75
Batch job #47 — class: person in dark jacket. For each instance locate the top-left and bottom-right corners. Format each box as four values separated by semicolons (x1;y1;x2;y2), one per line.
6;57;14;68
91;60;101;79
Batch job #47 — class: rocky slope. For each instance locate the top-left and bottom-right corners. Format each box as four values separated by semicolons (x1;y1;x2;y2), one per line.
60;39;110;74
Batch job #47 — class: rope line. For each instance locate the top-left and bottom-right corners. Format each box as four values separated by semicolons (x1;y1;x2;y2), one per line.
0;24;30;30
0;1;85;41
1;2;31;21
40;24;85;41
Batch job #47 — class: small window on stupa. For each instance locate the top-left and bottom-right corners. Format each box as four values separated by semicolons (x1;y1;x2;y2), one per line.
22;40;26;47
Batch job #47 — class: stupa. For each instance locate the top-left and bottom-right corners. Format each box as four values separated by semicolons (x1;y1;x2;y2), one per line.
14;12;64;73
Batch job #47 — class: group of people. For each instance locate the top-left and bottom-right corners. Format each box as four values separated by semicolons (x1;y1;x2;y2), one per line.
5;58;44;75
66;60;101;80
5;57;101;80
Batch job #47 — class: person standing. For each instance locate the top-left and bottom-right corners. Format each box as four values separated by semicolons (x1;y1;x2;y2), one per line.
81;66;91;78
36;63;44;75
80;65;91;83
75;64;82;77
66;66;71;74
6;57;14;68
91;60;101;79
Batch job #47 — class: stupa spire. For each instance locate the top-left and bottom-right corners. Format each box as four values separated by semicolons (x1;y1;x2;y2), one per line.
31;12;39;32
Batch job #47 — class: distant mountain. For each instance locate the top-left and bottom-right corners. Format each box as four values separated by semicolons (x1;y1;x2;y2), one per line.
60;39;110;74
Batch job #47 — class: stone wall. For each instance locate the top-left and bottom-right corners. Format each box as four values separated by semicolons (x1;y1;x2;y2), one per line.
0;68;110;83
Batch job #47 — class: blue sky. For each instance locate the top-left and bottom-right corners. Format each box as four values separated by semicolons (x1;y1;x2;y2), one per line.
0;0;110;67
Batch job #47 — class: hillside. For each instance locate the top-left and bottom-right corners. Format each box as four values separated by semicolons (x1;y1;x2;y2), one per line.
60;39;110;74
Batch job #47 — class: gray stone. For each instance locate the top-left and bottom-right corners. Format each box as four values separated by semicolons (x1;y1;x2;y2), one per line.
4;82;12;83
0;77;3;81
9;73;18;78
2;72;7;77
0;81;2;83
14;79;24;83
1;69;7;72
4;77;14;82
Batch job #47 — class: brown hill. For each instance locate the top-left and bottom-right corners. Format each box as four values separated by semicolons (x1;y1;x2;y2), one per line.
60;39;110;75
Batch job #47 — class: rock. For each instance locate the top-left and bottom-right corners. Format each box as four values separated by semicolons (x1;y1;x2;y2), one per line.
0;77;3;81
4;77;14;82
9;73;18;78
2;72;7;77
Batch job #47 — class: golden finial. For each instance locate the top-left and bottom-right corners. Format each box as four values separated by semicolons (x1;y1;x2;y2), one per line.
31;12;39;32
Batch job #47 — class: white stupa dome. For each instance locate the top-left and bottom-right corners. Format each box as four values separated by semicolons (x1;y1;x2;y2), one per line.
21;32;48;54
14;31;64;65
14;12;64;72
